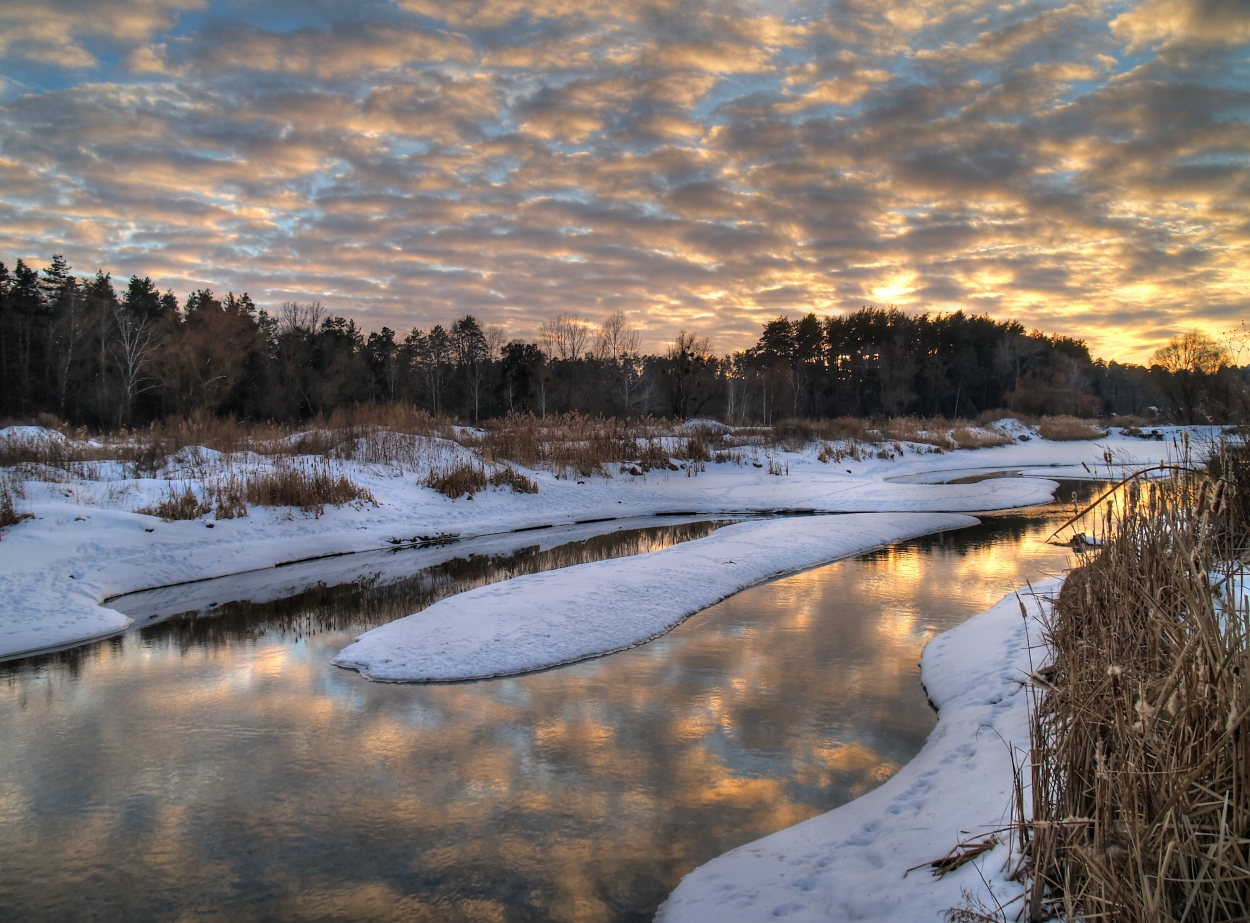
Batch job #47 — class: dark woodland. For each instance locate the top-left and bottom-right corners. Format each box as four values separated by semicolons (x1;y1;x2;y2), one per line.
2;255;1247;429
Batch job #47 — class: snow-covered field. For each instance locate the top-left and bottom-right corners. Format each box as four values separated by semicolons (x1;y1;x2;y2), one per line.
0;422;1185;662
657;581;1057;923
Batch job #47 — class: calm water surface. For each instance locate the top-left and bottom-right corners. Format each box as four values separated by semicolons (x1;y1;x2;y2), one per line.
0;488;1096;922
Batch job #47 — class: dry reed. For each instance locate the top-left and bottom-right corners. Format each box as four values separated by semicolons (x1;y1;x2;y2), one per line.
1018;438;1250;922
489;465;539;494
244;463;376;516
138;483;210;521
0;479;33;531
1037;416;1107;441
425;462;488;499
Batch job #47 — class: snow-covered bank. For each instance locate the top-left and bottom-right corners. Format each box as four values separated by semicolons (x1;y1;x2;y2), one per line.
332;513;977;682
657;579;1057;923
0;425;1182;661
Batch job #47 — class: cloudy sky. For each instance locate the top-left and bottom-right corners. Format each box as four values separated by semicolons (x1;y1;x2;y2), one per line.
1;0;1246;361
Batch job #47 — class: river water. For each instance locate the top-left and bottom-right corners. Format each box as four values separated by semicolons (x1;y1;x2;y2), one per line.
0;485;1096;922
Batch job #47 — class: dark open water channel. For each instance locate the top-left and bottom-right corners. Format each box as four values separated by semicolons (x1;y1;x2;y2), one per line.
0;485;1098;922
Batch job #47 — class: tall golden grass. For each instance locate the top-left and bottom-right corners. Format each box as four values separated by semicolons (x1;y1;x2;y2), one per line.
241;462;376;516
1017;438;1249;922
1036;416;1108;441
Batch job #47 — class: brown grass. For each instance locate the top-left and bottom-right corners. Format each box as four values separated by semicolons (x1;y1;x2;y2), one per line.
244;463;376;516
1018;445;1249;922
213;479;248;520
425;461;540;498
879;416;1014;450
489;465;539;494
425;462;488;499
0;480;33;531
1037;415;1107;441
138;483;210;521
480;414;664;478
4;405;1036;490
1207;432;1250;559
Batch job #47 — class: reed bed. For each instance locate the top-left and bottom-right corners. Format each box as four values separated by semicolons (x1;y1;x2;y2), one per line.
138;483;211;521
135;461;376;520
1017;438;1250;922
3;408;1053;487
424;462;488;499
0;477;32;530
240;462;376;516
1037;416;1108;442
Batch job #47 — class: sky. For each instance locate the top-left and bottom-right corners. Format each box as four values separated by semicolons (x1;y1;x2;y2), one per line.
0;0;1247;363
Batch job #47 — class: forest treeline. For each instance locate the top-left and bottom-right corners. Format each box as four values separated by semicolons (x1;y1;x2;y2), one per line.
2;255;1247;429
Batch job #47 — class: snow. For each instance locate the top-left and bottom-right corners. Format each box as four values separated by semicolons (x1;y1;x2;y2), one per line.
332;513;978;682
656;579;1059;923
0;424;1186;662
0;425;70;444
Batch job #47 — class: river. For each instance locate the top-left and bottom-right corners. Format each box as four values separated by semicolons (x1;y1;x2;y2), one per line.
0;483;1096;922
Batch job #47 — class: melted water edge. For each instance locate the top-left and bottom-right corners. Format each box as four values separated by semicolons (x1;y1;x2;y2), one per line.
0;485;1101;923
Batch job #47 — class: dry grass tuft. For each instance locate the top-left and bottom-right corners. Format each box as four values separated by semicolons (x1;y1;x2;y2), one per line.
1019;441;1250;922
213;479;248;520
244;463;376;516
489;465;539;494
878;416;1014;450
1037;415;1107;441
139;483;210;521
425;462;488;499
950;423;1014;449
0;480;33;531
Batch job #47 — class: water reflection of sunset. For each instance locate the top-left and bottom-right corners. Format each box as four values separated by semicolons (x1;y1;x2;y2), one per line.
0;499;1089;921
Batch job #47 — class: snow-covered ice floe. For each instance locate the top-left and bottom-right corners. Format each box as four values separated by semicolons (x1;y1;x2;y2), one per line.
333;513;978;682
656;578;1059;923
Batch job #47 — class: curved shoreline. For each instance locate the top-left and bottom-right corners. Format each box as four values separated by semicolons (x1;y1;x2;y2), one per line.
657;579;1058;923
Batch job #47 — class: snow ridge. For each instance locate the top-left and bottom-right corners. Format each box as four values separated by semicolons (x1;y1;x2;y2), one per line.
333;513;978;682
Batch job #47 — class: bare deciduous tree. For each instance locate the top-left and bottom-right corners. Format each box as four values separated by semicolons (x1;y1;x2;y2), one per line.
278;301;324;337
595;310;640;362
113;303;155;424
539;313;591;361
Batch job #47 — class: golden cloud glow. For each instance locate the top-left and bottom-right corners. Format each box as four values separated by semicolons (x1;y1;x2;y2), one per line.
0;0;1245;362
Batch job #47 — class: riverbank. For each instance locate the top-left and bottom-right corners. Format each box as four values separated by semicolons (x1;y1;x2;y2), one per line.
0;422;1189;662
658;580;1057;922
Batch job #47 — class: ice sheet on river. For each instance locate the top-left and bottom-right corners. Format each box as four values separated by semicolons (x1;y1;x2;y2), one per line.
332;513;977;682
656;579;1059;923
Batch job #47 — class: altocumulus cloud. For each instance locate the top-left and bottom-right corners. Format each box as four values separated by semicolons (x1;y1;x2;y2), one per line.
0;0;1246;361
